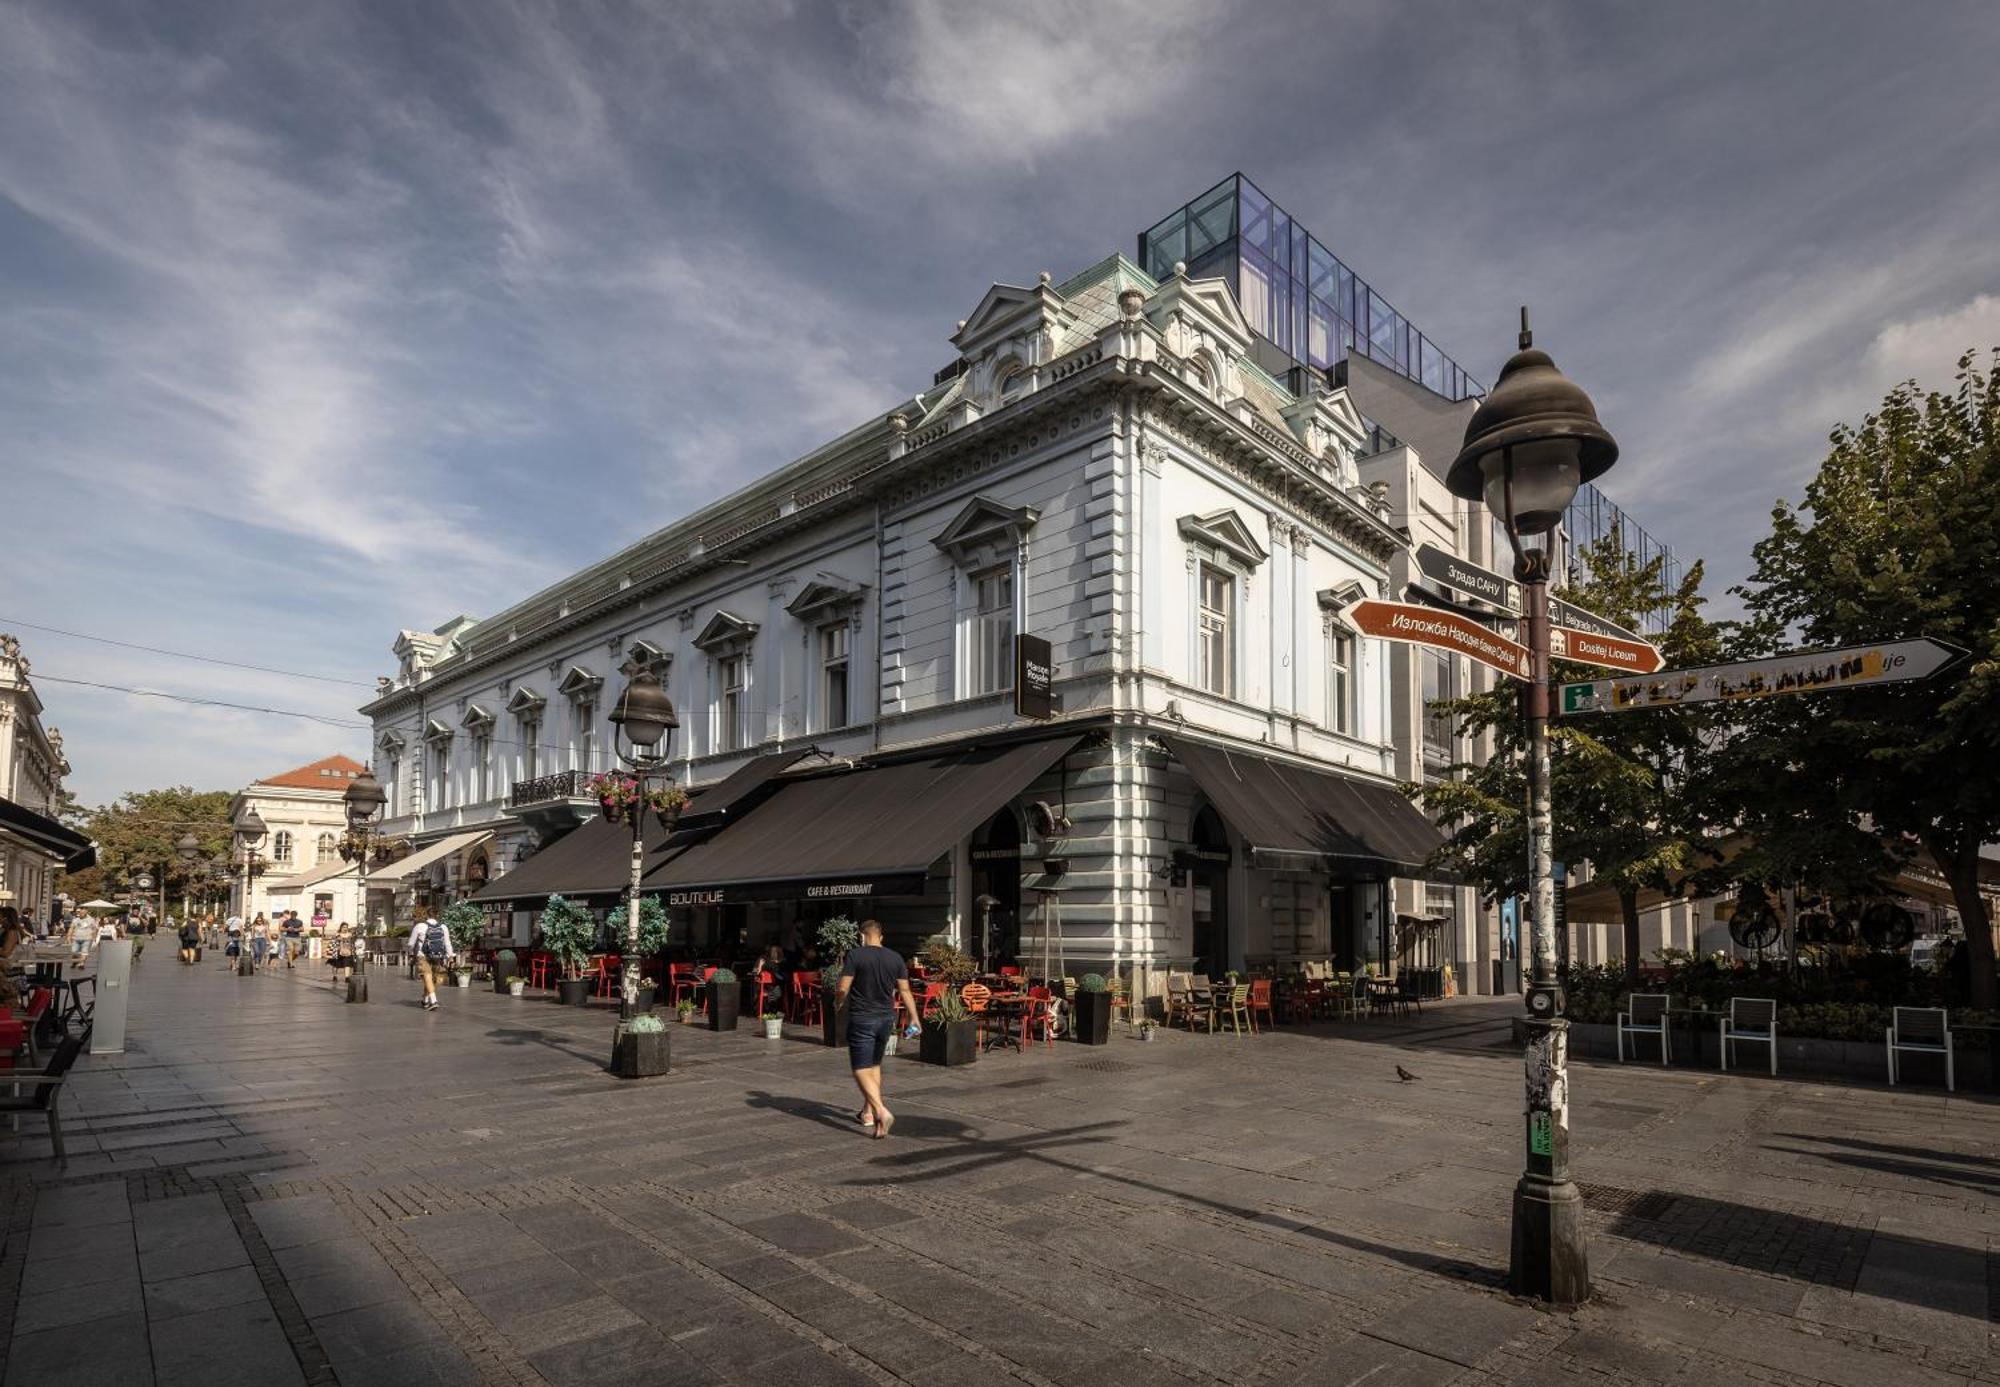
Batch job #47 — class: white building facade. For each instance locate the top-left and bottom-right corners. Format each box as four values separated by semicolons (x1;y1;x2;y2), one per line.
0;634;90;926
229;756;369;926
364;251;1464;995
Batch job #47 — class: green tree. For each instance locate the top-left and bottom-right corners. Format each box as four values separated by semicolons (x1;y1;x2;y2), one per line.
1734;352;2000;1007
1419;530;1730;979
62;787;236;910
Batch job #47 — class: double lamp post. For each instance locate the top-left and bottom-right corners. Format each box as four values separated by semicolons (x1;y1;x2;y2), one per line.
1444;310;1619;1306
607;667;680;1019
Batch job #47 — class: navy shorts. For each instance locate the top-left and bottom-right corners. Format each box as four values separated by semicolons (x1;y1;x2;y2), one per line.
847;1013;894;1071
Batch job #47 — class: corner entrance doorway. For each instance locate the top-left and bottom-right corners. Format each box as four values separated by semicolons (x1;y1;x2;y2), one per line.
970;807;1022;971
1190;804;1231;979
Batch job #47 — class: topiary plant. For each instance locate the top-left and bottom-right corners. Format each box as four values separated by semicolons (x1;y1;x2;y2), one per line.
623;1013;667;1034
709;967;738;985
1078;973;1108;993
817;917;860;968
442;901;487;954
538;896;597;981
616;891;671;956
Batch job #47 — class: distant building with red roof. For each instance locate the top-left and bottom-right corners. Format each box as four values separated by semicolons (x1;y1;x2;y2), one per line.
228;753;371;927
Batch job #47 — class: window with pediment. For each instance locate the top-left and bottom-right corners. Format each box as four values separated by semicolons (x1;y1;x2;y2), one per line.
934;496;1037;702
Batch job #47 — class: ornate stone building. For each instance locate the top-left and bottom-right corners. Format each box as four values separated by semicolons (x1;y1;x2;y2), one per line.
0;634;92;925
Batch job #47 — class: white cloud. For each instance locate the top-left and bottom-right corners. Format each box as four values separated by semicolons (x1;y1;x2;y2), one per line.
1867;294;2000;392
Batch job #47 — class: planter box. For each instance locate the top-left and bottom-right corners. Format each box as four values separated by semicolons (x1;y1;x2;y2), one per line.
822;997;848;1048
920;1019;978;1066
708;981;739;1032
507;982;526;997
556;978;592;1007
611;1027;670;1078
1072;990;1112;1046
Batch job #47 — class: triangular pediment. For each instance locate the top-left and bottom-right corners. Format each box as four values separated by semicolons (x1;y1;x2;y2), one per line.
933;495;1040;561
1149;271;1255;356
625;639;670;674
506;686;547;717
461;703;495;730
951;279;1069;357
785;579;864;621
556;664;603;699
692;611;760;652
1178;509;1269;568
377;730;406;753
423;718;454;742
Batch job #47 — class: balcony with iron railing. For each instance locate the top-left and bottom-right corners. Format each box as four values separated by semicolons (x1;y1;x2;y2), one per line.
507;769;593;809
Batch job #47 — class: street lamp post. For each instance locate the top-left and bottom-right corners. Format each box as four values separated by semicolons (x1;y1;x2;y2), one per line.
607;667;680;1020
1445;309;1618;1307
341;769;389;1003
234;809;268;976
176;833;200;924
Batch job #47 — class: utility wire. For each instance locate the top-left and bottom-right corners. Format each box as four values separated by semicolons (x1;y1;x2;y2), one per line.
0;618;369;687
31;675;369;729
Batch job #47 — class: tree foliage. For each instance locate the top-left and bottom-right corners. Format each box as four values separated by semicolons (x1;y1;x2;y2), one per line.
1732;351;2000;1007
1418;529;1731;978
60;786;236;910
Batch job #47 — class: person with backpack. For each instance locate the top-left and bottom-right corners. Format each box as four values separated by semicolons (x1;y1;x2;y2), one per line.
407;915;454;1011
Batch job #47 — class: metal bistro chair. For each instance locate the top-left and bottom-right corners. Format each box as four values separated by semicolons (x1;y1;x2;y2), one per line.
0;1027;89;1166
1886;1007;1954;1091
1720;997;1778;1075
1247;978;1276;1033
1617;993;1672;1065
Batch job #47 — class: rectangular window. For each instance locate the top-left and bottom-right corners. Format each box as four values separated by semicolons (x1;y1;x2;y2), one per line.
386;757;400;817
1198;564;1233;698
719;655;746;752
575;699;596;774
1422;650;1456;763
1329;631;1355;736
428;744;450;811
970;566;1014;695
819;623;850;730
473;734;491;803
520;721;537;781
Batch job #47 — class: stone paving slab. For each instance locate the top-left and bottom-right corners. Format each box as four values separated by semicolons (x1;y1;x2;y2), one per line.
0;962;1994;1384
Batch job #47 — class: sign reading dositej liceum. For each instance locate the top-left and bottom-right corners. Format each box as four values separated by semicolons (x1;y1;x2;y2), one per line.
1344;597;1530;681
1014;633;1055;720
1413;543;1519;614
1550;625;1665;676
1559;638;1966;716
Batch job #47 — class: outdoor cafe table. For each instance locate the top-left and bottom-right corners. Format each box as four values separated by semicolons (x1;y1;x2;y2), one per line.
982;990;1027;1051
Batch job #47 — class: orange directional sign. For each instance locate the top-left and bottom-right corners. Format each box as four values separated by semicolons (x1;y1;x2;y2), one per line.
1345;598;1529;681
1551;626;1664;675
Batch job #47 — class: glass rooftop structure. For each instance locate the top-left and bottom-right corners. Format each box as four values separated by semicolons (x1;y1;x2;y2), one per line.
1140;174;1486;403
1140;174;1681;623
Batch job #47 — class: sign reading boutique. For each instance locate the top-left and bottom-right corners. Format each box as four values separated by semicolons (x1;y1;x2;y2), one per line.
665;874;927;908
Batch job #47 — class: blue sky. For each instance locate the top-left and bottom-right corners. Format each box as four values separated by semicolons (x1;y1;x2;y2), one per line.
6;0;1998;806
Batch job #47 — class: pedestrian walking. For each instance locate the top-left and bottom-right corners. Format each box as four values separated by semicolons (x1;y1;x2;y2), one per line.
224;915;243;969
68;913;95;959
249;914;270;971
836;920;920;1139
281;911;303;969
330;922;358;990
408;916;453;1010
178;916;200;964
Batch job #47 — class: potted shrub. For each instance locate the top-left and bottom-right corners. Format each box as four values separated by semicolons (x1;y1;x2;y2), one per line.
492;948;518;994
611;1012;670;1078
818;916;860;1048
761;1010;784;1040
921;987;979;1066
675;999;697;1024
507;975;526;997
1072;973;1112;1045
1137;1018;1159;1043
707;967;740;1031
539;896;598;1006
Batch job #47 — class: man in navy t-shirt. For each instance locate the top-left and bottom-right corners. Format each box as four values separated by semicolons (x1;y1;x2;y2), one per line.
837;919;919;1139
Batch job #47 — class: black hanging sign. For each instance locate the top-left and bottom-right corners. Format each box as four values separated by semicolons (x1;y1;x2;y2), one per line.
1014;634;1055;720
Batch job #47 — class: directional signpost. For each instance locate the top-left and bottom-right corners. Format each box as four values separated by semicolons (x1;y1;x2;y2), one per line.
1550;625;1664;676
1414;543;1519;614
1548;593;1643;644
1345;597;1531;681
1558;638;1965;716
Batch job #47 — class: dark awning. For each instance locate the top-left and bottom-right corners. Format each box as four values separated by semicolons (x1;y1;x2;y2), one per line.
674;748;816;832
466;816;690;909
0;796;95;871
1165;737;1441;879
644;736;1079;904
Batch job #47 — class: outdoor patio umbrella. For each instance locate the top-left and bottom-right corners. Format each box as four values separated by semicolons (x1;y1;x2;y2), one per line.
79;899;118;912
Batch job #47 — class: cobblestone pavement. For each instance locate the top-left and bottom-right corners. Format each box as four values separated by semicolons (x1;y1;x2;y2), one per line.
0;958;1994;1385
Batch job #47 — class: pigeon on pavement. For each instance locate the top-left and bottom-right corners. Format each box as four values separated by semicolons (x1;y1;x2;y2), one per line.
1394;1065;1418;1082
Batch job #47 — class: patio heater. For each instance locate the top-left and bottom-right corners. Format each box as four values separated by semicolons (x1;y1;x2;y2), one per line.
608;666;680;1020
1446;308;1618;1307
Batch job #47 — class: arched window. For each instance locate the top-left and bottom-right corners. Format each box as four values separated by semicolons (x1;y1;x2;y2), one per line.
316;832;337;864
272;830;294;865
